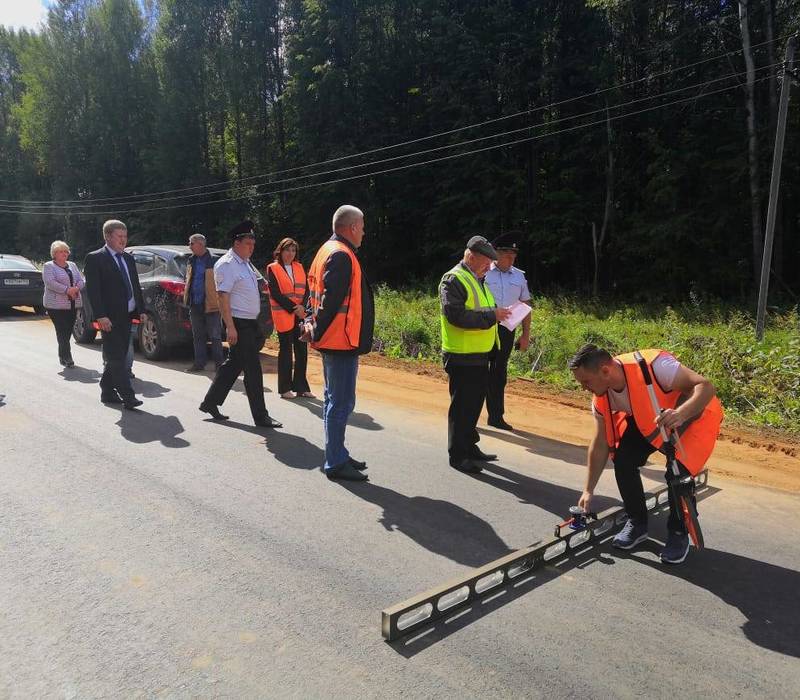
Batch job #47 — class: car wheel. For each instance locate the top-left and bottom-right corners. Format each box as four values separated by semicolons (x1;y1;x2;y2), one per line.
139;313;168;360
72;307;97;343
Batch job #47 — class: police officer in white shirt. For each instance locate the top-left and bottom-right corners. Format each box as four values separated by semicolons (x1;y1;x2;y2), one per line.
200;220;282;428
484;233;531;431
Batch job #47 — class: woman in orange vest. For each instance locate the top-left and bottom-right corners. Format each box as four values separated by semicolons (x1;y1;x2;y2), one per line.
569;343;723;565
266;237;314;399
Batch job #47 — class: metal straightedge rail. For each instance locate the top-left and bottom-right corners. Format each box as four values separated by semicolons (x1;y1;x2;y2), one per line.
382;470;709;641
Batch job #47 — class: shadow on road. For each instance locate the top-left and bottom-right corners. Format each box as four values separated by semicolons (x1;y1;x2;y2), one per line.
132;376;171;398
263;430;325;470
57;367;102;384
294;396;383;431
114;410;189;448
340;481;512;568
478;426;588;466
473;462;617;516
633;542;800;658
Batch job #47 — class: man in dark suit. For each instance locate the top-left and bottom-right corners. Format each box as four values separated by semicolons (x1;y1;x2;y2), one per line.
84;219;146;409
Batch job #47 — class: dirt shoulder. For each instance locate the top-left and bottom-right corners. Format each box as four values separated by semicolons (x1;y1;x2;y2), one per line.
263;341;800;493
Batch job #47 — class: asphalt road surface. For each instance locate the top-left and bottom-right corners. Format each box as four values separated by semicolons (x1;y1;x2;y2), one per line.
1;310;798;698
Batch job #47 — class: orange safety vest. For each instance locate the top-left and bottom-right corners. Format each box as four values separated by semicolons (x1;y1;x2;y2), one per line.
592;349;723;475
267;261;307;333
307;239;362;351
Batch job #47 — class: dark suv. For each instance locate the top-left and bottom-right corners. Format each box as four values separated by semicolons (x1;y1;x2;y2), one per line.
73;245;272;359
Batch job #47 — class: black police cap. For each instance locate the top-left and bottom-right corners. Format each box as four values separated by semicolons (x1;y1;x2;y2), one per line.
228;219;256;242
492;232;520;252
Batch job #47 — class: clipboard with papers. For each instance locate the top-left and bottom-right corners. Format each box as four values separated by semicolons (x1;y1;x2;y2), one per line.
500;301;532;331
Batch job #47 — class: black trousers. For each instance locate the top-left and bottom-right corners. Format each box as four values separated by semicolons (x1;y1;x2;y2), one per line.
100;318;135;400
277;326;310;394
204;317;267;420
614;418;695;533
47;308;76;361
486;324;515;421
445;362;488;463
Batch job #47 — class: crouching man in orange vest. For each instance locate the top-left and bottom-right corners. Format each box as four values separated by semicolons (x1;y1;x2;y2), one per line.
569;343;723;564
302;205;375;482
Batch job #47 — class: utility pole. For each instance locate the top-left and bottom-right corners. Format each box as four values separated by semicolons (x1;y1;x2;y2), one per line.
756;35;797;340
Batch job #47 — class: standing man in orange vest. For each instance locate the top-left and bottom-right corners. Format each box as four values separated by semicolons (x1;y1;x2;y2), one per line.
303;205;375;482
267;237;313;399
569;343;723;564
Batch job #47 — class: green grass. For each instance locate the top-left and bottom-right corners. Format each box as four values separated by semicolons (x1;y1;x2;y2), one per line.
373;285;800;434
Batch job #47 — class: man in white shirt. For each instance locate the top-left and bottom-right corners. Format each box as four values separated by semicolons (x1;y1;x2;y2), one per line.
484;233;531;430
200;220;281;429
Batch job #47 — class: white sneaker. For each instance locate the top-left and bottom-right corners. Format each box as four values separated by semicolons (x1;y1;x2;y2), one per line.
280;391;297;399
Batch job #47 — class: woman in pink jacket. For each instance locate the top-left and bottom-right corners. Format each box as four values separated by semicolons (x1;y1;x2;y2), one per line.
42;240;85;367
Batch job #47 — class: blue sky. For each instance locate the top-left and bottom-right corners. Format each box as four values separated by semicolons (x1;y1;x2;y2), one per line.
0;0;50;31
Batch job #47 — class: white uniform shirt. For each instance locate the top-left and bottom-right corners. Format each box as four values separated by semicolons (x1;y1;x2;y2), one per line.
484;263;531;308
214;249;262;319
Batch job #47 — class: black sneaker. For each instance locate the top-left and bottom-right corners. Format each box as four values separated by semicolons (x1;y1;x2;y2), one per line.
612;519;649;550
660;530;690;564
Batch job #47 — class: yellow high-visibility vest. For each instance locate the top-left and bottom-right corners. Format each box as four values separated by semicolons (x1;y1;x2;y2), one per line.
440;264;499;354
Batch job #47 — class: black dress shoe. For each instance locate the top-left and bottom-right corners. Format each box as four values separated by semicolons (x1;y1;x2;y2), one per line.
123;397;143;410
469;449;498;461
254;415;282;428
349;457;367;471
199;401;229;420
186;365;205;373
326;462;368;481
101;393;124;404
488;418;514;431
450;459;484;474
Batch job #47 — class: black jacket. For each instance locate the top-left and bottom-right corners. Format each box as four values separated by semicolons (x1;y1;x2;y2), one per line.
84;246;145;324
306;234;375;355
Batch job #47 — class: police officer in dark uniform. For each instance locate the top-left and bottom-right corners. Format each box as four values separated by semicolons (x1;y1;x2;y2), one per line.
200;220;282;428
484;232;532;431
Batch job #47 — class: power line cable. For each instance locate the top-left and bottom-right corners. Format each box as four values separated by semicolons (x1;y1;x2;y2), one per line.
0;32;790;207
0;74;773;217
2;61;780;213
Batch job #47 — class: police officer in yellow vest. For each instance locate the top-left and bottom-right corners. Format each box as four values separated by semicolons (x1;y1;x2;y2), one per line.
440;236;511;473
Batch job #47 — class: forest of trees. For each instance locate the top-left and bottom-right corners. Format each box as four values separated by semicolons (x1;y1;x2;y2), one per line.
0;0;798;300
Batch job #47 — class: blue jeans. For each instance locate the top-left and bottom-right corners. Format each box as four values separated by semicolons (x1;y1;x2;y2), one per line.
321;352;359;470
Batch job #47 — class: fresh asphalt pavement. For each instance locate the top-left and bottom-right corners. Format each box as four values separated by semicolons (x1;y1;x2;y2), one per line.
1;310;798;698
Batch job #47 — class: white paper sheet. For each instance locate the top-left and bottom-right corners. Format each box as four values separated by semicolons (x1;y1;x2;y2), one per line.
500;301;532;331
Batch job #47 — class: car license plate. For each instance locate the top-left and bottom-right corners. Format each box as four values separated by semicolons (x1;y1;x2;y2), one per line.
4;278;29;286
